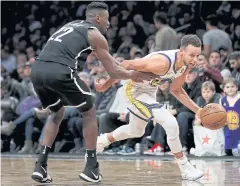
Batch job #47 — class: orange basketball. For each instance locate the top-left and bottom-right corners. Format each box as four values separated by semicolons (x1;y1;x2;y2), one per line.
200;103;227;130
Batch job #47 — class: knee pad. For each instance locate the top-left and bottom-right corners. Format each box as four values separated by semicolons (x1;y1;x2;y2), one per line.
163;117;179;139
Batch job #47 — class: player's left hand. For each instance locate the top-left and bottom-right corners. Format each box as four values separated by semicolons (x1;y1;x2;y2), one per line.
94;77;117;92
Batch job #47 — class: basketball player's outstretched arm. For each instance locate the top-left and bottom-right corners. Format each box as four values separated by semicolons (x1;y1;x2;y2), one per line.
95;54;170;92
170;70;201;114
88;29;157;82
120;54;170;75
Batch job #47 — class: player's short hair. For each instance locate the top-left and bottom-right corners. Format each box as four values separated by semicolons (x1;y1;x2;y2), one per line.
86;1;109;14
222;78;238;88
180;34;202;49
202;81;216;92
229;51;240;61
153;11;167;24
205;14;218;27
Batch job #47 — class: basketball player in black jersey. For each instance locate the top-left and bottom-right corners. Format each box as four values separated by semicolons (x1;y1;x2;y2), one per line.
30;1;156;184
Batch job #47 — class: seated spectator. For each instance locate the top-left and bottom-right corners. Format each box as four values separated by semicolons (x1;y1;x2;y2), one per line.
219;46;230;66
12;53;27;81
36;107;81;154
1;73;19;123
142;35;155;55
95;76;119;116
67;116;84;154
220;78;240;156
197;53;223;92
1;108;50;153
232;24;240;50
191;81;225;156
228;51;240;89
195;81;221;107
209;51;231;80
1;71;33;124
1;45;17;75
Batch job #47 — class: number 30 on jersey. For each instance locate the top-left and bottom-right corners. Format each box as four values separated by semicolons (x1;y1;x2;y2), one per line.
149;78;161;87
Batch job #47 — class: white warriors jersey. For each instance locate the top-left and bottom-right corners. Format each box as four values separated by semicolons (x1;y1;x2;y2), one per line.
125;49;188;98
134;49;187;88
124;49;187;119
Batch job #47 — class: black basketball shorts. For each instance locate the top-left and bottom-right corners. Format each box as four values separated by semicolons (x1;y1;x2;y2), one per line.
31;60;93;112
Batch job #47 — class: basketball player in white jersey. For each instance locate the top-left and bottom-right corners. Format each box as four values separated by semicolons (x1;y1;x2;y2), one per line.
95;35;204;180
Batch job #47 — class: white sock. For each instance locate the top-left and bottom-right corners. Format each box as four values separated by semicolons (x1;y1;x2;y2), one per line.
176;155;188;165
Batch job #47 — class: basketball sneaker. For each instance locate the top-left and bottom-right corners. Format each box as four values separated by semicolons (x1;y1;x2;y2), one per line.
176;156;204;181
79;162;102;183
97;134;111;153
117;147;136;155
143;144;164;155
31;162;52;183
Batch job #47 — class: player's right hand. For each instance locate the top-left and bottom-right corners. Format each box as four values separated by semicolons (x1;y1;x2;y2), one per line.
196;108;202;121
129;71;159;82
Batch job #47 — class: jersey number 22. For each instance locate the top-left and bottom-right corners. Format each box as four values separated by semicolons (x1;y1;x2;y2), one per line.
49;27;73;42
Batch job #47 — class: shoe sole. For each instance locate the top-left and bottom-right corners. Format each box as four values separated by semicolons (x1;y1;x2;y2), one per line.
117;152;137;155
31;172;52;183
79;173;102;183
103;152;117;155
144;152;164;156
182;173;204;181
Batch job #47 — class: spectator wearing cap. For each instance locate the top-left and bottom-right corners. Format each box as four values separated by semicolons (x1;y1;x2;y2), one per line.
153;11;178;51
203;14;232;59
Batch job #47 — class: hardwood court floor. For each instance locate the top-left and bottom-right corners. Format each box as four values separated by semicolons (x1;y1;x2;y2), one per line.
1;155;240;186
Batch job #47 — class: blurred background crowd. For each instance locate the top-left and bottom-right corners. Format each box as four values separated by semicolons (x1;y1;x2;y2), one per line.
1;1;240;157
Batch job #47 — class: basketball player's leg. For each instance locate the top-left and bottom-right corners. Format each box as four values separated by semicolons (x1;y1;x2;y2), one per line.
31;86;64;183
30;61;69;183
152;107;203;180
97;112;148;152
152;107;183;157
97;94;151;152
58;71;101;183
31;62;100;183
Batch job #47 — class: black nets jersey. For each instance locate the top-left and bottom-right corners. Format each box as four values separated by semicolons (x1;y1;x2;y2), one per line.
36;20;96;70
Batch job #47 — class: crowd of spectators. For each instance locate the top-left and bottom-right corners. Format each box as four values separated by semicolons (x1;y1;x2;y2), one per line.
1;1;240;156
